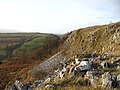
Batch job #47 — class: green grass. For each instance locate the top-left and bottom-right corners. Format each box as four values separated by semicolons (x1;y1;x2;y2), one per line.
22;37;46;47
21;35;53;48
13;34;56;56
0;33;56;61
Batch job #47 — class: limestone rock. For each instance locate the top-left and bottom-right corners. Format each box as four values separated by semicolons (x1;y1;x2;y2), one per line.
44;76;54;84
85;71;97;79
5;84;17;90
101;72;113;89
85;71;98;87
100;61;110;69
45;84;55;90
117;74;120;88
75;58;80;65
34;80;43;87
77;60;91;71
14;80;23;90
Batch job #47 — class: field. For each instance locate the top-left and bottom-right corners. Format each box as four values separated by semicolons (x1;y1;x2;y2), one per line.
13;34;55;56
0;33;54;62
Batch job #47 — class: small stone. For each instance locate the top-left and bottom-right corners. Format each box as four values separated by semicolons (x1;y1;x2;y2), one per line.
101;72;113;89
45;84;55;90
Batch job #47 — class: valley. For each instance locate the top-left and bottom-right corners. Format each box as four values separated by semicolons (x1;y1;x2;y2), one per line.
2;22;120;90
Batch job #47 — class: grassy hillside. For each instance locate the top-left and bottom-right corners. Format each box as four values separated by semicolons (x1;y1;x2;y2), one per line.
62;22;120;58
13;34;55;56
0;33;57;62
0;33;64;89
0;33;43;62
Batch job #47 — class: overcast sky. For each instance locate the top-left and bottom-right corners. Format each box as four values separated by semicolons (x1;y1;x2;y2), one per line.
0;0;120;34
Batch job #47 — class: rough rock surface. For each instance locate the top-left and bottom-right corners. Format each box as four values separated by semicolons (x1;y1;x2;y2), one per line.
31;52;64;79
101;72;113;89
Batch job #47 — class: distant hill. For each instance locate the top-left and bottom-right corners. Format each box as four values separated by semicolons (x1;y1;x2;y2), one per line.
0;29;20;33
0;33;54;62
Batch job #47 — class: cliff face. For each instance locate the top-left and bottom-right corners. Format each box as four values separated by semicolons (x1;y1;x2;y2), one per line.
63;22;120;58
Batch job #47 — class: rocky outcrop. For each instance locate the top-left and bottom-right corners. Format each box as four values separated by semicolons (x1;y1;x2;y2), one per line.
6;53;120;90
62;21;120;57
